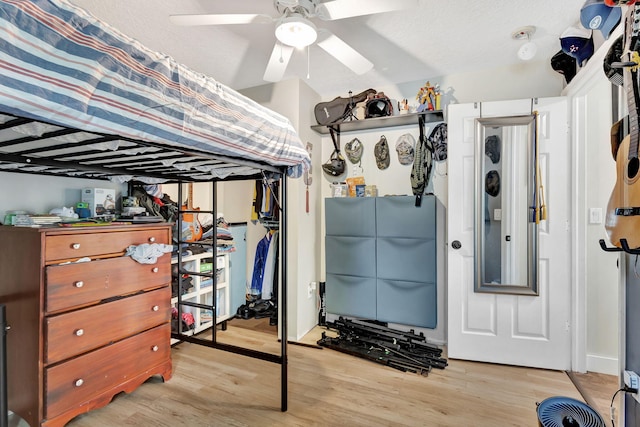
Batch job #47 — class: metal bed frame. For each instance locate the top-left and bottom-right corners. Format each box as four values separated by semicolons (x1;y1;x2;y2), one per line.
0;111;291;413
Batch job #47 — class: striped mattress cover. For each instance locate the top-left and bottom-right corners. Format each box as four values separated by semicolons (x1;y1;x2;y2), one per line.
0;0;310;180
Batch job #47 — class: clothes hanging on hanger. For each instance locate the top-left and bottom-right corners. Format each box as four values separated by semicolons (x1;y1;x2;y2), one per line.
251;178;280;222
261;230;279;300
250;230;275;298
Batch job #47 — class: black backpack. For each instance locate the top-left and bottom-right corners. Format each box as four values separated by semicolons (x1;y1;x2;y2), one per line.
322;127;346;177
410;115;434;207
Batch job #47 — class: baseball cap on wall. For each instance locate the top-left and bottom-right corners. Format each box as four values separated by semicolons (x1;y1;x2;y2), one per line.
580;0;622;40
560;26;594;67
374;135;390;170
551;50;578;84
395;133;415;165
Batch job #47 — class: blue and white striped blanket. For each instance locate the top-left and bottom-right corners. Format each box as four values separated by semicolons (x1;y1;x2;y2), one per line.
0;0;310;177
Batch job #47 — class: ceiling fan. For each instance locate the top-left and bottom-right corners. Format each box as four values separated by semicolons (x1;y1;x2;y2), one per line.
169;0;420;82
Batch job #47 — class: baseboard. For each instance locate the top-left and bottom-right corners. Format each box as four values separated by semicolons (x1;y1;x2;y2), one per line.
586;353;618;376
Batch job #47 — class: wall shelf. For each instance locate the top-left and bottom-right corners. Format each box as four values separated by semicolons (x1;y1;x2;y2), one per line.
311;110;444;134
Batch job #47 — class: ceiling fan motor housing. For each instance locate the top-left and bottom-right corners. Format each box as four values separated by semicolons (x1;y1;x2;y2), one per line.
275;0;320;18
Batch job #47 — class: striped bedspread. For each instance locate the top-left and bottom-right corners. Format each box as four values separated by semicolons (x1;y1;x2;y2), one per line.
0;0;310;177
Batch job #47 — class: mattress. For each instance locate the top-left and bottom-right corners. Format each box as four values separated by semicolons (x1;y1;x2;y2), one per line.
0;0;310;181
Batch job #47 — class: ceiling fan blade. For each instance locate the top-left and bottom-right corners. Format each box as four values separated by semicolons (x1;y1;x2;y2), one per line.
316;0;419;20
317;34;373;75
263;42;294;82
169;14;273;26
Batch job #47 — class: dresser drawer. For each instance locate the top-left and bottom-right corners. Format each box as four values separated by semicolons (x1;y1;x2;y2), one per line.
45;287;170;365
45;323;170;419
45;228;170;262
46;255;170;313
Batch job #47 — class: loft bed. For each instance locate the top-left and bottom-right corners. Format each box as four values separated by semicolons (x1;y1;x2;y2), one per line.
0;0;309;417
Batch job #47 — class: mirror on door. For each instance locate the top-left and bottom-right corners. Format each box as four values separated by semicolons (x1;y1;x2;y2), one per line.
474;114;539;295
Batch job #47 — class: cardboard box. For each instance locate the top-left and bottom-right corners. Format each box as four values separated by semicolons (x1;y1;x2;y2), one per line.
82;188;117;216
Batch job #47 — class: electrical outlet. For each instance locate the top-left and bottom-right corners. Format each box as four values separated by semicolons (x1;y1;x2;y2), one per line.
624;370;640;403
307;281;317;299
589;207;603;224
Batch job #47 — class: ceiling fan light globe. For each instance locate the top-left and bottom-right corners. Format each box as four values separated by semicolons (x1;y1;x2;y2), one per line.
275;15;317;48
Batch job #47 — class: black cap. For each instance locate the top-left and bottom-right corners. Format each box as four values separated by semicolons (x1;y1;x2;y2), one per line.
485;170;501;197
551;50;577;84
603;35;624;87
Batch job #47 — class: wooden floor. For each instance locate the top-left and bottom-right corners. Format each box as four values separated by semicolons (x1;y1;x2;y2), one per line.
67;320;619;427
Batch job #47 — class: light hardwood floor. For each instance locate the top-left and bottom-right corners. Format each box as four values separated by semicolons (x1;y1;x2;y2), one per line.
67;322;618;427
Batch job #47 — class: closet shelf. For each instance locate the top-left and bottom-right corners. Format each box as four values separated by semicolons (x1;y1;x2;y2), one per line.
310;110;444;134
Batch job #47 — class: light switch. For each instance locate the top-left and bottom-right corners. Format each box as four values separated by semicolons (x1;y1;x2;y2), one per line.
494;208;502;221
589;207;602;224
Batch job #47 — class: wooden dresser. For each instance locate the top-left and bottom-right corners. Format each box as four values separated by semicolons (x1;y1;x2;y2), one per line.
0;223;173;427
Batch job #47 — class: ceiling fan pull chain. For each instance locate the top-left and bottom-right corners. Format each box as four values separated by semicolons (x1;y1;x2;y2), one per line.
307;45;311;79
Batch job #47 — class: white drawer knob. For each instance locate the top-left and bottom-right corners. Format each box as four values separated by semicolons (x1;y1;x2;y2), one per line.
152;345;159;352
74;281;84;288
148;237;156;243
72;243;81;250
74;379;84;387
152;267;159;273
75;329;84;337
152;305;159;312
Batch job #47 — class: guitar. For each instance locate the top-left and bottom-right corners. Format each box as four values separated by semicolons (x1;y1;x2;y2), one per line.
181;182;203;242
606;4;640;248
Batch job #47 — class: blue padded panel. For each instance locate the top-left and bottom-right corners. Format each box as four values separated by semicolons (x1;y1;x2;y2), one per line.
326;236;376;277
326;273;377;319
377;237;436;282
376;195;435;239
376;279;437;328
325;197;376;237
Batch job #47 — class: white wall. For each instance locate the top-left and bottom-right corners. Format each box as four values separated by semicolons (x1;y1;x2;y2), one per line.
323;58;566;108
577;78;618;374
241;79;322;341
561;26;622;375
583;78;619;374
0;172;125;221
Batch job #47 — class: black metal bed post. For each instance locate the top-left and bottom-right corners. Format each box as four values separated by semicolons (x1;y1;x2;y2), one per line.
1;304;8;427
176;182;184;335
211;181;217;342
280;174;288;412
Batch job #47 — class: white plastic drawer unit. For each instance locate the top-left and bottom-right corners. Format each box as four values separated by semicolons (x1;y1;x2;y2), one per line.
217;254;226;269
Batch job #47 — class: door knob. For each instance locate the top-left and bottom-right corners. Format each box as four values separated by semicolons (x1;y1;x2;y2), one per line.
452;240;462;250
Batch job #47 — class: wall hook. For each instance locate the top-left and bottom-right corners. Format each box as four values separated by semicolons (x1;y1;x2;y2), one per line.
599;238;640;254
599;239;622;252
620;238;640;255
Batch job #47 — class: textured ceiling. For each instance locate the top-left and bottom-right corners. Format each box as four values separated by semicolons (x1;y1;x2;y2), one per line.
70;0;591;97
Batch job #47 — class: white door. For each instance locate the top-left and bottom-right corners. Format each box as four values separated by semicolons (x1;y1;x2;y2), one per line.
447;97;571;370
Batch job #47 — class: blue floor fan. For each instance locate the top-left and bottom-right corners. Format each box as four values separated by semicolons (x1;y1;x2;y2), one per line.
536;396;605;427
